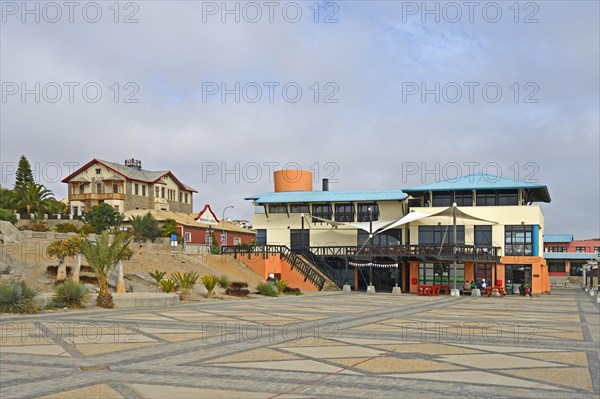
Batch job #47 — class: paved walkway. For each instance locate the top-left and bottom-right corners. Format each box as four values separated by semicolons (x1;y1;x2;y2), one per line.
1;288;598;398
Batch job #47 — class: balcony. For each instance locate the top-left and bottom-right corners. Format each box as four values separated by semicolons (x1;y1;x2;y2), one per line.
70;193;125;201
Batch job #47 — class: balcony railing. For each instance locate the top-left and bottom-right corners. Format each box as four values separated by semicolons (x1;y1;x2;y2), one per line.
70;193;125;201
309;244;500;262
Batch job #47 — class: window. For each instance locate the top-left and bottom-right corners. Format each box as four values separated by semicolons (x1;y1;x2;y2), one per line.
358;229;401;247
454;191;473;206
290;204;309;213
476;190;496;206
155;187;159;197
161;187;165;198
595;247;600;253
233;237;241;245
547;246;567;253
504;225;533;256
312;204;332;221
79;184;84;194
474;225;493;246
256;229;267;245
419;262;465;285
268;205;287;214
475;263;493;283
185;193;188;203
335;203;354;222
184;232;191;243
576;247;587;253
95;168;101;175
134;184;139;195
418;226;465;245
113;184;119;194
548;262;566;273
432;191;452;207
142;185;146;196
498;190;518;206
357;204;379;222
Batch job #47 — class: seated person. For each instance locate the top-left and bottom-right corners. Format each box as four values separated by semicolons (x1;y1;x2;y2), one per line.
470;280;475;289
481;279;487;289
463;281;471;291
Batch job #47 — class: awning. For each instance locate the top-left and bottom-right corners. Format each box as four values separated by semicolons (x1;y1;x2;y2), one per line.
309;214;397;233
380;205;497;233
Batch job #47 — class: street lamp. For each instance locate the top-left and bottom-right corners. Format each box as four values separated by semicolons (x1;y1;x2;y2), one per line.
222;206;234;247
369;206;373;288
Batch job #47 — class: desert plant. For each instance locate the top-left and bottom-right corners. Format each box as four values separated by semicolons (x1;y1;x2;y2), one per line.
159;279;176;293
80;231;133;308
53;280;89;308
54;222;80;233
257;282;278;297
78;224;96;234
0;208;17;224
231;281;248;289
129;212;161;242
225;287;250;297
218;275;231;289
283;286;302;296
202;274;219;294
29;222;49;232
0;280;38;314
172;271;199;290
149;270;166;285
276;279;288;293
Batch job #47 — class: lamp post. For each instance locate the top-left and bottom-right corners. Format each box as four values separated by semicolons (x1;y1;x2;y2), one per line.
222;206;234;247
367;206;376;294
300;213;305;251
451;202;460;297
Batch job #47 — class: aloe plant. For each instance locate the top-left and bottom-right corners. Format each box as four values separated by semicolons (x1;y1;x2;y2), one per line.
159;279;176;293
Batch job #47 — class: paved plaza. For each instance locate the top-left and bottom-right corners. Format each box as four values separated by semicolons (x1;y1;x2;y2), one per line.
1;288;599;399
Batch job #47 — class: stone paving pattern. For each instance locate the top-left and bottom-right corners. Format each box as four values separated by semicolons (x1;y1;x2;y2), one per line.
1;288;598;398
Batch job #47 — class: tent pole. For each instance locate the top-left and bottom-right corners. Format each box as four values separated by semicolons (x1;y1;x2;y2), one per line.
453;203;457;291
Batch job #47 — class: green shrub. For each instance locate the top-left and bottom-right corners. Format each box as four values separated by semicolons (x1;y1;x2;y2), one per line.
129;212;161;242
159;279;176;293
149;270;166;285
276;279;288;293
257;282;278;297
202;274;219;294
225;287;250;297
52;280;89;308
218;275;231;289
0;208;17;224
78;224;96;234
283;286;302;296
172;271;199;290
0;280;39;314
54;222;80;233
231;281;248;289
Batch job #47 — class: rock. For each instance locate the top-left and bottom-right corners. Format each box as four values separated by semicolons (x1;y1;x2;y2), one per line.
108;268;133;291
193;283;208;295
84;284;99;293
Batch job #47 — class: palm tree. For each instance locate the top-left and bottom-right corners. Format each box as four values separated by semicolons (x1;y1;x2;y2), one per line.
46;236;84;282
15;182;54;214
80;231;133;308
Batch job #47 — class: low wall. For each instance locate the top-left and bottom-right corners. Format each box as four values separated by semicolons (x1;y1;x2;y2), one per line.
236;253;320;291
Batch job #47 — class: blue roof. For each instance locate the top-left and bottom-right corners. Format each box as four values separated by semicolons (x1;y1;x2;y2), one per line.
544;253;597;260
544;234;574;243
403;173;551;203
245;189;408;204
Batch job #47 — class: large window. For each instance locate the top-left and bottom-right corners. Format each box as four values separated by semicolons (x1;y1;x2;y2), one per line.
268;205;287;214
548;262;566;273
546;246;567;253
419;263;465;284
335;203;354;222
290;204;309;213
474;263;493;284
504;225;533;256
474;225;493;246
575;247;587;253
358;229;401;247
432;191;452;207
357;204;379;222
476;190;518;206
454;191;473;206
418;226;465;245
312;204;332;222
256;229;267;245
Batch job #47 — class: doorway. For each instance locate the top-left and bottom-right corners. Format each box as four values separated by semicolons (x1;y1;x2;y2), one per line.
290;229;309;252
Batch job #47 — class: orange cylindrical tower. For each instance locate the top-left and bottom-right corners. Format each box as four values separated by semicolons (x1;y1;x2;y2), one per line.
274;170;313;192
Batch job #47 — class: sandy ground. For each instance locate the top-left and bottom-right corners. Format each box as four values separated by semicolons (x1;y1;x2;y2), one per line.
1;241;264;293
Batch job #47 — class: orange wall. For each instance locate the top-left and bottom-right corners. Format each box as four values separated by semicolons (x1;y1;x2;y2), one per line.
274;170;313;192
235;253;320;291
501;256;550;295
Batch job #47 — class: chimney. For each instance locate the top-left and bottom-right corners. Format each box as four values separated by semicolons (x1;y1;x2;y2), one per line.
322;178;329;191
125;158;142;170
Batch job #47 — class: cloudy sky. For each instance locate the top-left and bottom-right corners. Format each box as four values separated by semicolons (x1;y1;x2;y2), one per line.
1;1;598;238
